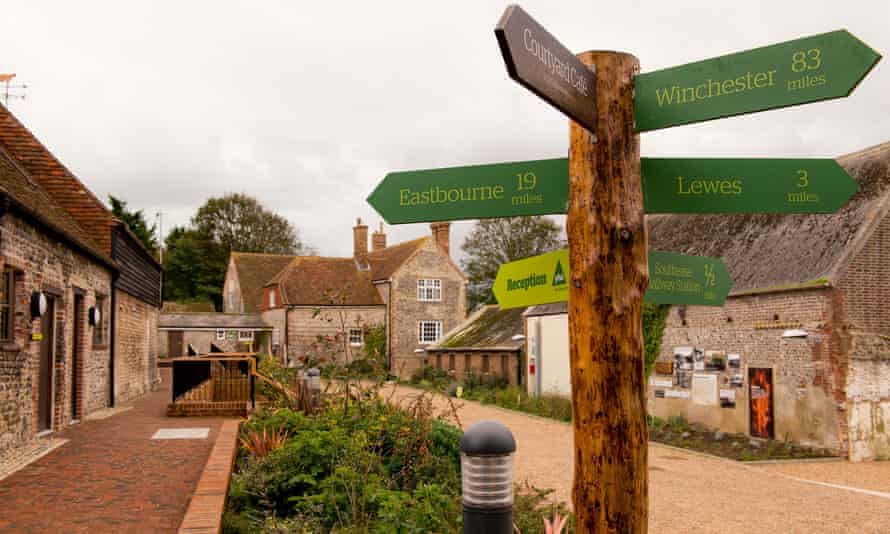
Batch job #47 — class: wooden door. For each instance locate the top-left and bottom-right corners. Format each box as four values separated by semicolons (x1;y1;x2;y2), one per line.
168;331;184;357
71;294;83;420
38;296;56;432
749;368;774;439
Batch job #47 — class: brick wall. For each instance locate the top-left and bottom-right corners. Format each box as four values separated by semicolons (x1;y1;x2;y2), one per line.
390;242;466;378
285;306;385;366
114;290;159;404
837;209;890;460
650;288;844;451
0;213;112;459
427;350;521;386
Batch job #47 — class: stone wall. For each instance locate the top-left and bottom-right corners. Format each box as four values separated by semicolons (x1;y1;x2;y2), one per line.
285;306;385;366
0;213;112;459
649;288;844;451
837;209;890;460
390;241;466;378
426;350;521;386
114;290;159;403
222;258;242;313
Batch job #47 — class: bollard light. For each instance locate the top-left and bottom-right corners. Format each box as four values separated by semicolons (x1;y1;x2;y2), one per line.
306;367;321;390
460;420;516;534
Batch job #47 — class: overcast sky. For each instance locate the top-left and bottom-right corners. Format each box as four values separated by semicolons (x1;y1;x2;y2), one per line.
1;0;887;259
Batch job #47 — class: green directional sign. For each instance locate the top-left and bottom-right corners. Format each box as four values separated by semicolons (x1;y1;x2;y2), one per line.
642;158;858;213
366;158;568;224
644;251;732;306
369;156;859;222
635;30;881;132
493;249;732;309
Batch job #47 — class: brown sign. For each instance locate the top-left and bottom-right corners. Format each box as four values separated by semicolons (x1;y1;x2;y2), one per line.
495;5;597;133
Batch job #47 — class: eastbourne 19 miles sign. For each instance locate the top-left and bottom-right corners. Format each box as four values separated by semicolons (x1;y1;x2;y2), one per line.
493;249;732;309
635;30;881;131
495;4;597;133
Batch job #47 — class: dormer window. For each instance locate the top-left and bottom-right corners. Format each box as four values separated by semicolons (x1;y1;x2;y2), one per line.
417;279;442;302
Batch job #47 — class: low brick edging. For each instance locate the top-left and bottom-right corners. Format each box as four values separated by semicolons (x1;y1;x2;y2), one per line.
178;419;241;534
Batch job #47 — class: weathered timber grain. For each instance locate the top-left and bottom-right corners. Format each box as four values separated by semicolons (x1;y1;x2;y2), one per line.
567;51;648;533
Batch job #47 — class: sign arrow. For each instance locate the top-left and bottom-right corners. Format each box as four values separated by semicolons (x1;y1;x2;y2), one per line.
635;30;881;132
493;249;732;309
366;158;568;224
642;158;858;214
495;5;597;133
367;157;858;223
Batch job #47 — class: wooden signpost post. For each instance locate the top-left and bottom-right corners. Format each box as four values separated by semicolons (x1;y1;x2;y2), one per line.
366;5;881;532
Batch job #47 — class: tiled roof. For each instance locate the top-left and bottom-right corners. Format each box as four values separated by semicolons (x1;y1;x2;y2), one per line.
648;141;890;292
0;146;115;268
231;252;296;312
0;103;114;255
162;301;217;313
159;312;270;329
430;305;527;351
269;256;384;306
368;237;428;281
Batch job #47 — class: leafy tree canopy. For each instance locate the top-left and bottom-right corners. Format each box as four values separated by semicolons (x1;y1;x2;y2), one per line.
163;193;312;309
461;216;564;310
109;195;157;253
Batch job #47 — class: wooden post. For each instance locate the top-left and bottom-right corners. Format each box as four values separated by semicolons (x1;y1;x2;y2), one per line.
567;51;647;532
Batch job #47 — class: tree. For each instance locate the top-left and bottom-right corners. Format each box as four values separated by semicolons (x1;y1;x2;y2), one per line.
461;216;564;310
191;193;310;255
109;195;157;253
162;193;312;310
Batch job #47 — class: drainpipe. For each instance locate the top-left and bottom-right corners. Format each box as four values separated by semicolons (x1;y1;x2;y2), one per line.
109;277;117;407
387;280;393;370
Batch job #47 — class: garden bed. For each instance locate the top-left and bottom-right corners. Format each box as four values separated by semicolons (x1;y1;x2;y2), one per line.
408;366;836;463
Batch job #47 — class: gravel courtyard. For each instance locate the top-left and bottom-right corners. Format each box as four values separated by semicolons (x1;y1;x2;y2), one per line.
384;383;890;534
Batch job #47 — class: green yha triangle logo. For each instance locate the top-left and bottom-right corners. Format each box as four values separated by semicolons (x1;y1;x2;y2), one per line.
552;260;567;287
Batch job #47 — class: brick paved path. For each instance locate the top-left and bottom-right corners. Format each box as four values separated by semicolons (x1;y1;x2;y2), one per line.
385;383;890;534
0;369;233;533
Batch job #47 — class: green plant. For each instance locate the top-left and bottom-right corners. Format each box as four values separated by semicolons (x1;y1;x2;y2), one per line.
643;303;669;377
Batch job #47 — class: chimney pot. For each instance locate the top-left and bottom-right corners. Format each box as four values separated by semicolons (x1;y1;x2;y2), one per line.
430;222;451;257
353;218;369;265
372;222;387;252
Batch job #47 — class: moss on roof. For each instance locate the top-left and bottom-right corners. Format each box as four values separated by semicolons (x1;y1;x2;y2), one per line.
436;305;526;350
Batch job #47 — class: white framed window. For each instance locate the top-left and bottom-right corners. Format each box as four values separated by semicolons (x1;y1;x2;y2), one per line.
417;279;442;302
418;321;442;344
238;330;254;342
348;328;363;346
216;329;226;341
269;290;276;308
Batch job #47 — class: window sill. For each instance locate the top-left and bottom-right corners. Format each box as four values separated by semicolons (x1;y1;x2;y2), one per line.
0;342;22;352
92;343;109;350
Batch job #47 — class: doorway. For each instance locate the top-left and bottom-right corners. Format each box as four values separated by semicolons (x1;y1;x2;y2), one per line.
71;293;84;421
168;331;183;358
748;367;774;439
38;296;56;432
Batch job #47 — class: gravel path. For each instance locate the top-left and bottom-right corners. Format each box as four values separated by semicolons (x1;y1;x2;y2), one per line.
384;383;890;533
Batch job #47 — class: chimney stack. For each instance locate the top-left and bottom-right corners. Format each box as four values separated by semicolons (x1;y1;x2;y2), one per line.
353;218;368;265
372;222;387;251
430;222;451;256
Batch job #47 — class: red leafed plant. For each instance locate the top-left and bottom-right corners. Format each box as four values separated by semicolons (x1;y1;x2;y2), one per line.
543;511;569;534
239;427;290;458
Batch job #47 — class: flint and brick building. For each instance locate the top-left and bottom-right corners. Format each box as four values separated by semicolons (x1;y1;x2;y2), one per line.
222;219;466;376
648;141;890;461
0;103;161;460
